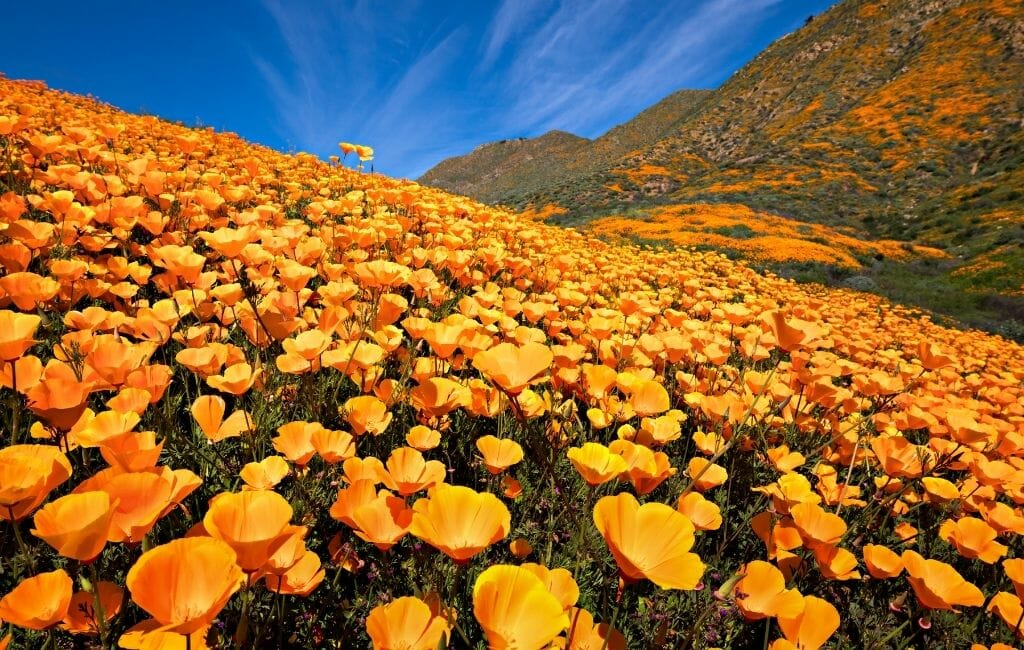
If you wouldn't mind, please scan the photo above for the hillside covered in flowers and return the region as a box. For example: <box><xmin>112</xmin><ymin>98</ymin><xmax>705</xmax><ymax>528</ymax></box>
<box><xmin>1</xmin><ymin>75</ymin><xmax>1024</xmax><ymax>648</ymax></box>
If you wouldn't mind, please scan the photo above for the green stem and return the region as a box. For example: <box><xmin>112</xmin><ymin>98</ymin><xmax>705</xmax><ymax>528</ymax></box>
<box><xmin>89</xmin><ymin>564</ymin><xmax>110</xmax><ymax>648</ymax></box>
<box><xmin>9</xmin><ymin>510</ymin><xmax>35</xmax><ymax>572</ymax></box>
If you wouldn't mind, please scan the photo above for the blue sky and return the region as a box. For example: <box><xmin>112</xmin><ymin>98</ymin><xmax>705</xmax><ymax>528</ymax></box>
<box><xmin>2</xmin><ymin>1</ymin><xmax>836</xmax><ymax>179</ymax></box>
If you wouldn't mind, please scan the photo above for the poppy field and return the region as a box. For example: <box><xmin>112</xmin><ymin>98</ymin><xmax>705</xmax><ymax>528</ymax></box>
<box><xmin>1</xmin><ymin>76</ymin><xmax>1024</xmax><ymax>649</ymax></box>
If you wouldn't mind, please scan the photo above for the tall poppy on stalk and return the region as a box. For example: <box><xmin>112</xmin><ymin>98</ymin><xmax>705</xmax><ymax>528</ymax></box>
<box><xmin>592</xmin><ymin>492</ymin><xmax>704</xmax><ymax>590</ymax></box>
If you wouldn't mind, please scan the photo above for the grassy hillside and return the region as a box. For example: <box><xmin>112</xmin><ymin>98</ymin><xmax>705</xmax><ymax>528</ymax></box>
<box><xmin>2</xmin><ymin>74</ymin><xmax>1024</xmax><ymax>648</ymax></box>
<box><xmin>421</xmin><ymin>0</ymin><xmax>1024</xmax><ymax>337</ymax></box>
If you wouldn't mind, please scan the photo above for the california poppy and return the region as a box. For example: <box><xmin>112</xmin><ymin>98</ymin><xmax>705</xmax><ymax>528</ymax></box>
<box><xmin>475</xmin><ymin>435</ymin><xmax>524</xmax><ymax>474</ymax></box>
<box><xmin>366</xmin><ymin>596</ymin><xmax>450</xmax><ymax>650</ymax></box>
<box><xmin>0</xmin><ymin>310</ymin><xmax>40</xmax><ymax>361</ymax></box>
<box><xmin>734</xmin><ymin>561</ymin><xmax>804</xmax><ymax>621</ymax></box>
<box><xmin>203</xmin><ymin>490</ymin><xmax>295</xmax><ymax>571</ymax></box>
<box><xmin>0</xmin><ymin>569</ymin><xmax>73</xmax><ymax>630</ymax></box>
<box><xmin>382</xmin><ymin>447</ymin><xmax>446</xmax><ymax>496</ymax></box>
<box><xmin>472</xmin><ymin>341</ymin><xmax>553</xmax><ymax>394</ymax></box>
<box><xmin>62</xmin><ymin>581</ymin><xmax>123</xmax><ymax>635</ymax></box>
<box><xmin>567</xmin><ymin>442</ymin><xmax>628</xmax><ymax>486</ymax></box>
<box><xmin>901</xmin><ymin>550</ymin><xmax>985</xmax><ymax>610</ymax></box>
<box><xmin>126</xmin><ymin>537</ymin><xmax>244</xmax><ymax>634</ymax></box>
<box><xmin>0</xmin><ymin>443</ymin><xmax>73</xmax><ymax>521</ymax></box>
<box><xmin>191</xmin><ymin>395</ymin><xmax>253</xmax><ymax>443</ymax></box>
<box><xmin>473</xmin><ymin>564</ymin><xmax>569</xmax><ymax>649</ymax></box>
<box><xmin>32</xmin><ymin>490</ymin><xmax>116</xmax><ymax>561</ymax></box>
<box><xmin>776</xmin><ymin>595</ymin><xmax>840</xmax><ymax>650</ymax></box>
<box><xmin>938</xmin><ymin>516</ymin><xmax>1007</xmax><ymax>564</ymax></box>
<box><xmin>240</xmin><ymin>456</ymin><xmax>290</xmax><ymax>490</ymax></box>
<box><xmin>563</xmin><ymin>607</ymin><xmax>627</xmax><ymax>650</ymax></box>
<box><xmin>410</xmin><ymin>484</ymin><xmax>511</xmax><ymax>562</ymax></box>
<box><xmin>592</xmin><ymin>492</ymin><xmax>704</xmax><ymax>590</ymax></box>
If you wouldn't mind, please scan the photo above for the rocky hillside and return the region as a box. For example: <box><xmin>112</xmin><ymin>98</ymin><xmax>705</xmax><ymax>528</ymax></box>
<box><xmin>419</xmin><ymin>89</ymin><xmax>710</xmax><ymax>205</ymax></box>
<box><xmin>420</xmin><ymin>0</ymin><xmax>1024</xmax><ymax>336</ymax></box>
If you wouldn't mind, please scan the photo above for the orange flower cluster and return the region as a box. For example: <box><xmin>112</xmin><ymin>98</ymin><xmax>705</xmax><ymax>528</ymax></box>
<box><xmin>589</xmin><ymin>202</ymin><xmax>947</xmax><ymax>268</ymax></box>
<box><xmin>0</xmin><ymin>75</ymin><xmax>1023</xmax><ymax>647</ymax></box>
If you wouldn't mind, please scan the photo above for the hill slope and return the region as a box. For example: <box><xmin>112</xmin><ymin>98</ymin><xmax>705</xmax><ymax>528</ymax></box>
<box><xmin>419</xmin><ymin>89</ymin><xmax>711</xmax><ymax>205</ymax></box>
<box><xmin>1</xmin><ymin>75</ymin><xmax>1024</xmax><ymax>648</ymax></box>
<box><xmin>420</xmin><ymin>0</ymin><xmax>1024</xmax><ymax>335</ymax></box>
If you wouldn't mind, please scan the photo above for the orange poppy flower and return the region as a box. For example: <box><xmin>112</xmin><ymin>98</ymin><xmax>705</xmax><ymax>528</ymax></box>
<box><xmin>988</xmin><ymin>592</ymin><xmax>1024</xmax><ymax>638</ymax></box>
<box><xmin>502</xmin><ymin>475</ymin><xmax>523</xmax><ymax>499</ymax></box>
<box><xmin>62</xmin><ymin>581</ymin><xmax>123</xmax><ymax>635</ymax></box>
<box><xmin>32</xmin><ymin>491</ymin><xmax>116</xmax><ymax>561</ymax></box>
<box><xmin>567</xmin><ymin>442</ymin><xmax>628</xmax><ymax>486</ymax></box>
<box><xmin>126</xmin><ymin>537</ymin><xmax>244</xmax><ymax>634</ymax></box>
<box><xmin>901</xmin><ymin>550</ymin><xmax>985</xmax><ymax>610</ymax></box>
<box><xmin>0</xmin><ymin>310</ymin><xmax>40</xmax><ymax>361</ymax></box>
<box><xmin>342</xmin><ymin>456</ymin><xmax>389</xmax><ymax>485</ymax></box>
<box><xmin>735</xmin><ymin>561</ymin><xmax>804</xmax><ymax>621</ymax></box>
<box><xmin>343</xmin><ymin>395</ymin><xmax>393</xmax><ymax>436</ymax></box>
<box><xmin>330</xmin><ymin>479</ymin><xmax>382</xmax><ymax>529</ymax></box>
<box><xmin>406</xmin><ymin>425</ymin><xmax>441</xmax><ymax>451</ymax></box>
<box><xmin>203</xmin><ymin>490</ymin><xmax>295</xmax><ymax>571</ymax></box>
<box><xmin>776</xmin><ymin>595</ymin><xmax>839</xmax><ymax>650</ymax></box>
<box><xmin>79</xmin><ymin>470</ymin><xmax>196</xmax><ymax>544</ymax></box>
<box><xmin>26</xmin><ymin>360</ymin><xmax>95</xmax><ymax>430</ymax></box>
<box><xmin>862</xmin><ymin>544</ymin><xmax>904</xmax><ymax>579</ymax></box>
<box><xmin>351</xmin><ymin>493</ymin><xmax>414</xmax><ymax>551</ymax></box>
<box><xmin>240</xmin><ymin>456</ymin><xmax>290</xmax><ymax>490</ymax></box>
<box><xmin>628</xmin><ymin>379</ymin><xmax>671</xmax><ymax>417</ymax></box>
<box><xmin>0</xmin><ymin>569</ymin><xmax>73</xmax><ymax>630</ymax></box>
<box><xmin>381</xmin><ymin>447</ymin><xmax>446</xmax><ymax>496</ymax></box>
<box><xmin>789</xmin><ymin>502</ymin><xmax>847</xmax><ymax>548</ymax></box>
<box><xmin>813</xmin><ymin>544</ymin><xmax>861</xmax><ymax>581</ymax></box>
<box><xmin>311</xmin><ymin>428</ymin><xmax>357</xmax><ymax>464</ymax></box>
<box><xmin>676</xmin><ymin>492</ymin><xmax>722</xmax><ymax>531</ymax></box>
<box><xmin>206</xmin><ymin>362</ymin><xmax>260</xmax><ymax>396</ymax></box>
<box><xmin>472</xmin><ymin>341</ymin><xmax>553</xmax><ymax>394</ymax></box>
<box><xmin>409</xmin><ymin>377</ymin><xmax>469</xmax><ymax>418</ymax></box>
<box><xmin>593</xmin><ymin>492</ymin><xmax>704</xmax><ymax>590</ymax></box>
<box><xmin>191</xmin><ymin>395</ymin><xmax>253</xmax><ymax>443</ymax></box>
<box><xmin>562</xmin><ymin>606</ymin><xmax>627</xmax><ymax>649</ymax></box>
<box><xmin>410</xmin><ymin>484</ymin><xmax>511</xmax><ymax>562</ymax></box>
<box><xmin>263</xmin><ymin>545</ymin><xmax>325</xmax><ymax>596</ymax></box>
<box><xmin>473</xmin><ymin>565</ymin><xmax>569</xmax><ymax>649</ymax></box>
<box><xmin>938</xmin><ymin>517</ymin><xmax>1007</xmax><ymax>564</ymax></box>
<box><xmin>520</xmin><ymin>563</ymin><xmax>580</xmax><ymax>612</ymax></box>
<box><xmin>0</xmin><ymin>443</ymin><xmax>73</xmax><ymax>521</ymax></box>
<box><xmin>510</xmin><ymin>538</ymin><xmax>533</xmax><ymax>559</ymax></box>
<box><xmin>475</xmin><ymin>435</ymin><xmax>524</xmax><ymax>474</ymax></box>
<box><xmin>1004</xmin><ymin>558</ymin><xmax>1024</xmax><ymax>599</ymax></box>
<box><xmin>366</xmin><ymin>596</ymin><xmax>450</xmax><ymax>650</ymax></box>
<box><xmin>687</xmin><ymin>457</ymin><xmax>728</xmax><ymax>492</ymax></box>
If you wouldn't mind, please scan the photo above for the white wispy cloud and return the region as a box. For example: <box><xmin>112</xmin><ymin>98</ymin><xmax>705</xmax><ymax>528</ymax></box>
<box><xmin>252</xmin><ymin>0</ymin><xmax>801</xmax><ymax>178</ymax></box>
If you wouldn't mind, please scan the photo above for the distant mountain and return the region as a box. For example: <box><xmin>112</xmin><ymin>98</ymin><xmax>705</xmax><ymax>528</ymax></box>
<box><xmin>420</xmin><ymin>0</ymin><xmax>1024</xmax><ymax>335</ymax></box>
<box><xmin>419</xmin><ymin>89</ymin><xmax>711</xmax><ymax>205</ymax></box>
